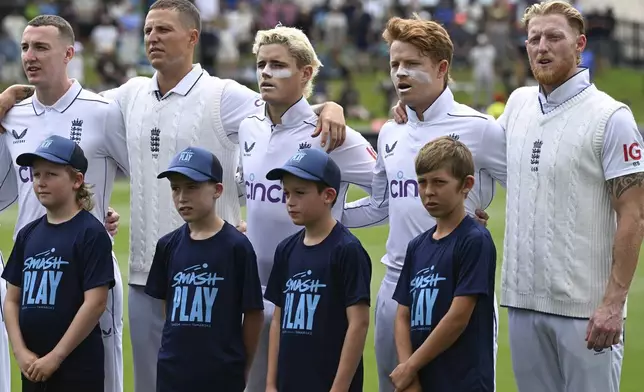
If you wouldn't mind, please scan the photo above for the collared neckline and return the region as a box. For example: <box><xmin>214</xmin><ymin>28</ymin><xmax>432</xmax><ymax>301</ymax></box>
<box><xmin>148</xmin><ymin>63</ymin><xmax>205</xmax><ymax>100</ymax></box>
<box><xmin>405</xmin><ymin>87</ymin><xmax>455</xmax><ymax>123</ymax></box>
<box><xmin>266</xmin><ymin>96</ymin><xmax>316</xmax><ymax>126</ymax></box>
<box><xmin>32</xmin><ymin>79</ymin><xmax>83</xmax><ymax>116</ymax></box>
<box><xmin>538</xmin><ymin>68</ymin><xmax>591</xmax><ymax>112</ymax></box>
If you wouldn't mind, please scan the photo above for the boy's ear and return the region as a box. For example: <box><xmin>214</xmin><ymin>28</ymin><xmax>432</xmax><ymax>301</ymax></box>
<box><xmin>462</xmin><ymin>175</ymin><xmax>475</xmax><ymax>195</ymax></box>
<box><xmin>324</xmin><ymin>187</ymin><xmax>337</xmax><ymax>205</ymax></box>
<box><xmin>213</xmin><ymin>182</ymin><xmax>224</xmax><ymax>198</ymax></box>
<box><xmin>72</xmin><ymin>171</ymin><xmax>84</xmax><ymax>190</ymax></box>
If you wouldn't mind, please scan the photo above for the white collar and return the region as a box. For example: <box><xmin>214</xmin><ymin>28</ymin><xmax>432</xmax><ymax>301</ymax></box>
<box><xmin>538</xmin><ymin>68</ymin><xmax>591</xmax><ymax>111</ymax></box>
<box><xmin>405</xmin><ymin>87</ymin><xmax>455</xmax><ymax>123</ymax></box>
<box><xmin>32</xmin><ymin>79</ymin><xmax>83</xmax><ymax>116</ymax></box>
<box><xmin>148</xmin><ymin>64</ymin><xmax>205</xmax><ymax>100</ymax></box>
<box><xmin>266</xmin><ymin>96</ymin><xmax>316</xmax><ymax>126</ymax></box>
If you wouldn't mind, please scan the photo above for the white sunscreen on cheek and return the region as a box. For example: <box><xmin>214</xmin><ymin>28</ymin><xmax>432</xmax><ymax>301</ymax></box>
<box><xmin>391</xmin><ymin>66</ymin><xmax>433</xmax><ymax>84</ymax></box>
<box><xmin>256</xmin><ymin>66</ymin><xmax>294</xmax><ymax>82</ymax></box>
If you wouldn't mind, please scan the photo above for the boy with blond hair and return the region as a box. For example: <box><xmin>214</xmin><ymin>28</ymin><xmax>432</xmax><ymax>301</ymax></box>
<box><xmin>3</xmin><ymin>136</ymin><xmax>115</xmax><ymax>391</ymax></box>
<box><xmin>343</xmin><ymin>16</ymin><xmax>505</xmax><ymax>391</ymax></box>
<box><xmin>390</xmin><ymin>136</ymin><xmax>496</xmax><ymax>392</ymax></box>
<box><xmin>238</xmin><ymin>25</ymin><xmax>377</xmax><ymax>391</ymax></box>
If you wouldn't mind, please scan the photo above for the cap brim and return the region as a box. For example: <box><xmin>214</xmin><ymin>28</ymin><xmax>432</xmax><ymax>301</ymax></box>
<box><xmin>16</xmin><ymin>152</ymin><xmax>68</xmax><ymax>167</ymax></box>
<box><xmin>157</xmin><ymin>167</ymin><xmax>212</xmax><ymax>182</ymax></box>
<box><xmin>266</xmin><ymin>166</ymin><xmax>320</xmax><ymax>182</ymax></box>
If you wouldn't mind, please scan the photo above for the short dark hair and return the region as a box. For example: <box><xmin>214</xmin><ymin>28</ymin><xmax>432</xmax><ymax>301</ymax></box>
<box><xmin>150</xmin><ymin>0</ymin><xmax>201</xmax><ymax>34</ymax></box>
<box><xmin>27</xmin><ymin>15</ymin><xmax>75</xmax><ymax>44</ymax></box>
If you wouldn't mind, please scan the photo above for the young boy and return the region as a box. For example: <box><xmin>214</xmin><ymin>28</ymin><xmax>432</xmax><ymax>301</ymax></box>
<box><xmin>263</xmin><ymin>148</ymin><xmax>372</xmax><ymax>392</ymax></box>
<box><xmin>145</xmin><ymin>146</ymin><xmax>264</xmax><ymax>392</ymax></box>
<box><xmin>390</xmin><ymin>136</ymin><xmax>497</xmax><ymax>392</ymax></box>
<box><xmin>2</xmin><ymin>135</ymin><xmax>115</xmax><ymax>392</ymax></box>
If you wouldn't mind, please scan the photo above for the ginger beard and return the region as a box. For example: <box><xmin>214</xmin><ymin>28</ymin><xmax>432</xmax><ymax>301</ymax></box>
<box><xmin>530</xmin><ymin>44</ymin><xmax>578</xmax><ymax>87</ymax></box>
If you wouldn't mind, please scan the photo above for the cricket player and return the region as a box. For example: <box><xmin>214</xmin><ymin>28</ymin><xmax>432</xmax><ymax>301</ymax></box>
<box><xmin>0</xmin><ymin>253</ymin><xmax>10</xmax><ymax>392</ymax></box>
<box><xmin>499</xmin><ymin>2</ymin><xmax>644</xmax><ymax>391</ymax></box>
<box><xmin>0</xmin><ymin>15</ymin><xmax>127</xmax><ymax>392</ymax></box>
<box><xmin>0</xmin><ymin>140</ymin><xmax>17</xmax><ymax>392</ymax></box>
<box><xmin>346</xmin><ymin>16</ymin><xmax>506</xmax><ymax>392</ymax></box>
<box><xmin>239</xmin><ymin>26</ymin><xmax>376</xmax><ymax>391</ymax></box>
<box><xmin>0</xmin><ymin>2</ymin><xmax>347</xmax><ymax>391</ymax></box>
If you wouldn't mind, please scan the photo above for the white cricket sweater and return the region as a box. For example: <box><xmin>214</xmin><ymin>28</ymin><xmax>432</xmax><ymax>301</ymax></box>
<box><xmin>500</xmin><ymin>84</ymin><xmax>630</xmax><ymax>318</ymax></box>
<box><xmin>104</xmin><ymin>66</ymin><xmax>243</xmax><ymax>285</ymax></box>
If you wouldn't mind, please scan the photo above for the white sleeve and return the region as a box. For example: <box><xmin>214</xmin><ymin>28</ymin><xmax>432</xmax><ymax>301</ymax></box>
<box><xmin>330</xmin><ymin>128</ymin><xmax>376</xmax><ymax>191</ymax></box>
<box><xmin>102</xmin><ymin>100</ymin><xmax>130</xmax><ymax>177</ymax></box>
<box><xmin>601</xmin><ymin>107</ymin><xmax>644</xmax><ymax>180</ymax></box>
<box><xmin>477</xmin><ymin>118</ymin><xmax>507</xmax><ymax>187</ymax></box>
<box><xmin>341</xmin><ymin>133</ymin><xmax>389</xmax><ymax>228</ymax></box>
<box><xmin>220</xmin><ymin>80</ymin><xmax>262</xmax><ymax>142</ymax></box>
<box><xmin>0</xmin><ymin>138</ymin><xmax>18</xmax><ymax>212</ymax></box>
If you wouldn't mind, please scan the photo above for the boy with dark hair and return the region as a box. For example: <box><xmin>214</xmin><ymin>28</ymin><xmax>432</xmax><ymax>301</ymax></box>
<box><xmin>264</xmin><ymin>148</ymin><xmax>372</xmax><ymax>392</ymax></box>
<box><xmin>145</xmin><ymin>147</ymin><xmax>264</xmax><ymax>392</ymax></box>
<box><xmin>390</xmin><ymin>136</ymin><xmax>497</xmax><ymax>392</ymax></box>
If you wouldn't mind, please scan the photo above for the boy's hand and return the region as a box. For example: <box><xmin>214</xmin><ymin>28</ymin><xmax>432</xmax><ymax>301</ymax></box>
<box><xmin>16</xmin><ymin>349</ymin><xmax>39</xmax><ymax>381</ymax></box>
<box><xmin>399</xmin><ymin>377</ymin><xmax>422</xmax><ymax>392</ymax></box>
<box><xmin>390</xmin><ymin>361</ymin><xmax>417</xmax><ymax>391</ymax></box>
<box><xmin>265</xmin><ymin>387</ymin><xmax>278</xmax><ymax>392</ymax></box>
<box><xmin>27</xmin><ymin>352</ymin><xmax>63</xmax><ymax>382</ymax></box>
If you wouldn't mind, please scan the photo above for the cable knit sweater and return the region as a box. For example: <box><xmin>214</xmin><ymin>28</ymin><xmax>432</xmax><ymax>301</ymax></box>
<box><xmin>500</xmin><ymin>84</ymin><xmax>625</xmax><ymax>318</ymax></box>
<box><xmin>107</xmin><ymin>75</ymin><xmax>241</xmax><ymax>286</ymax></box>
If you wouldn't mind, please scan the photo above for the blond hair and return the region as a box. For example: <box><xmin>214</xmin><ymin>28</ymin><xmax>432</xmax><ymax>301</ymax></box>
<box><xmin>383</xmin><ymin>15</ymin><xmax>454</xmax><ymax>87</ymax></box>
<box><xmin>65</xmin><ymin>166</ymin><xmax>95</xmax><ymax>212</ymax></box>
<box><xmin>415</xmin><ymin>136</ymin><xmax>474</xmax><ymax>180</ymax></box>
<box><xmin>252</xmin><ymin>26</ymin><xmax>323</xmax><ymax>98</ymax></box>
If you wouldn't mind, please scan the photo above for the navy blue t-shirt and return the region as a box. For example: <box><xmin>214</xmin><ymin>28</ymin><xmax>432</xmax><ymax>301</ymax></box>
<box><xmin>145</xmin><ymin>222</ymin><xmax>264</xmax><ymax>392</ymax></box>
<box><xmin>264</xmin><ymin>222</ymin><xmax>372</xmax><ymax>392</ymax></box>
<box><xmin>393</xmin><ymin>216</ymin><xmax>496</xmax><ymax>392</ymax></box>
<box><xmin>1</xmin><ymin>210</ymin><xmax>115</xmax><ymax>382</ymax></box>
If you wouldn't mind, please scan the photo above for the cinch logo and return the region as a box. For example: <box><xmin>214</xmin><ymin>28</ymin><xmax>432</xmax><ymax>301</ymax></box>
<box><xmin>389</xmin><ymin>171</ymin><xmax>419</xmax><ymax>198</ymax></box>
<box><xmin>245</xmin><ymin>173</ymin><xmax>286</xmax><ymax>203</ymax></box>
<box><xmin>19</xmin><ymin>166</ymin><xmax>33</xmax><ymax>183</ymax></box>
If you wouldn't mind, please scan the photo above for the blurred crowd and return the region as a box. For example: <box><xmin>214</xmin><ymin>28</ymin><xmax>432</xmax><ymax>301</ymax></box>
<box><xmin>0</xmin><ymin>0</ymin><xmax>626</xmax><ymax>120</ymax></box>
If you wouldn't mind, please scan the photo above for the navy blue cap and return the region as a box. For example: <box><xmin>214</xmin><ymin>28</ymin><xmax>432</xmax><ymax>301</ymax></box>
<box><xmin>16</xmin><ymin>135</ymin><xmax>88</xmax><ymax>174</ymax></box>
<box><xmin>266</xmin><ymin>148</ymin><xmax>341</xmax><ymax>192</ymax></box>
<box><xmin>157</xmin><ymin>147</ymin><xmax>223</xmax><ymax>182</ymax></box>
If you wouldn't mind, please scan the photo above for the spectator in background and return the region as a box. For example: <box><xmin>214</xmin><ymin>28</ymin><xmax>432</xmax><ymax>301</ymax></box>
<box><xmin>92</xmin><ymin>15</ymin><xmax>120</xmax><ymax>56</ymax></box>
<box><xmin>324</xmin><ymin>2</ymin><xmax>349</xmax><ymax>51</ymax></box>
<box><xmin>338</xmin><ymin>73</ymin><xmax>370</xmax><ymax>121</ymax></box>
<box><xmin>68</xmin><ymin>40</ymin><xmax>85</xmax><ymax>84</ymax></box>
<box><xmin>469</xmin><ymin>33</ymin><xmax>497</xmax><ymax>110</ymax></box>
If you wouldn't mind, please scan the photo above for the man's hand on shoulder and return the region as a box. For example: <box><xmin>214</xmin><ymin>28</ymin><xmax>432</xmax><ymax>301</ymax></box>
<box><xmin>0</xmin><ymin>85</ymin><xmax>35</xmax><ymax>133</ymax></box>
<box><xmin>105</xmin><ymin>207</ymin><xmax>120</xmax><ymax>237</ymax></box>
<box><xmin>474</xmin><ymin>209</ymin><xmax>489</xmax><ymax>227</ymax></box>
<box><xmin>392</xmin><ymin>100</ymin><xmax>407</xmax><ymax>124</ymax></box>
<box><xmin>311</xmin><ymin>102</ymin><xmax>346</xmax><ymax>152</ymax></box>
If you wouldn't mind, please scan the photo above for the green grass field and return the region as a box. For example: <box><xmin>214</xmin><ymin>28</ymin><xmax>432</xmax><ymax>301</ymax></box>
<box><xmin>1</xmin><ymin>182</ymin><xmax>642</xmax><ymax>391</ymax></box>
